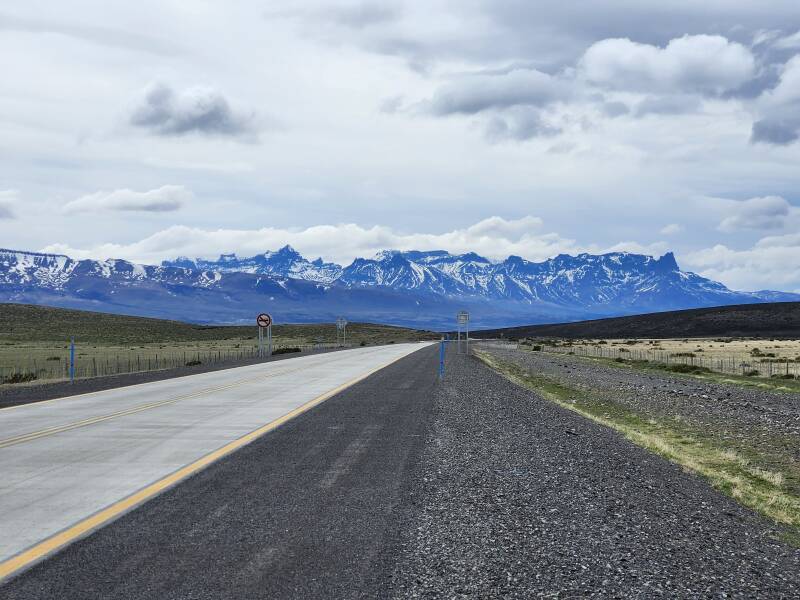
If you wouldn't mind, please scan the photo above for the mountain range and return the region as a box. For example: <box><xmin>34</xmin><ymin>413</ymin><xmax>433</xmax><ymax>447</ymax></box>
<box><xmin>0</xmin><ymin>246</ymin><xmax>797</xmax><ymax>329</ymax></box>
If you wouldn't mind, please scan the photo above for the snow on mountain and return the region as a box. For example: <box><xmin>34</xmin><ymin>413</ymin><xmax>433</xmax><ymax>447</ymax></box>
<box><xmin>162</xmin><ymin>245</ymin><xmax>342</xmax><ymax>284</ymax></box>
<box><xmin>1</xmin><ymin>246</ymin><xmax>797</xmax><ymax>328</ymax></box>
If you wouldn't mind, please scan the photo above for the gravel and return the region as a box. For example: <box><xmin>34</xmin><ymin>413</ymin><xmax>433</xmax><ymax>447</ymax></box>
<box><xmin>483</xmin><ymin>344</ymin><xmax>800</xmax><ymax>459</ymax></box>
<box><xmin>392</xmin><ymin>350</ymin><xmax>800</xmax><ymax>598</ymax></box>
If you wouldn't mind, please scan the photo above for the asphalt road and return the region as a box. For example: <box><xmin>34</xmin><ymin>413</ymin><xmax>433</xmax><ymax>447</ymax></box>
<box><xmin>2</xmin><ymin>343</ymin><xmax>798</xmax><ymax>598</ymax></box>
<box><xmin>1</xmin><ymin>343</ymin><xmax>439</xmax><ymax>599</ymax></box>
<box><xmin>0</xmin><ymin>343</ymin><xmax>427</xmax><ymax>577</ymax></box>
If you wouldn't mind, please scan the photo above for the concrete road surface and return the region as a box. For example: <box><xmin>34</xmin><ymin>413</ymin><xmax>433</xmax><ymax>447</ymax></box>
<box><xmin>0</xmin><ymin>343</ymin><xmax>428</xmax><ymax>580</ymax></box>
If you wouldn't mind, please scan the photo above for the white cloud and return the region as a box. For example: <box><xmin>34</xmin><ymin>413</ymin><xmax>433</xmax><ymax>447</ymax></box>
<box><xmin>774</xmin><ymin>30</ymin><xmax>800</xmax><ymax>49</ymax></box>
<box><xmin>685</xmin><ymin>233</ymin><xmax>800</xmax><ymax>292</ymax></box>
<box><xmin>580</xmin><ymin>35</ymin><xmax>756</xmax><ymax>94</ymax></box>
<box><xmin>660</xmin><ymin>223</ymin><xmax>683</xmax><ymax>235</ymax></box>
<box><xmin>42</xmin><ymin>216</ymin><xmax>582</xmax><ymax>266</ymax></box>
<box><xmin>717</xmin><ymin>196</ymin><xmax>792</xmax><ymax>232</ymax></box>
<box><xmin>62</xmin><ymin>185</ymin><xmax>192</xmax><ymax>214</ymax></box>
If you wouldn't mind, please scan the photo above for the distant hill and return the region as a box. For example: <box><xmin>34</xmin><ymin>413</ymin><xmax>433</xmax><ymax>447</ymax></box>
<box><xmin>471</xmin><ymin>302</ymin><xmax>800</xmax><ymax>339</ymax></box>
<box><xmin>0</xmin><ymin>303</ymin><xmax>436</xmax><ymax>345</ymax></box>
<box><xmin>2</xmin><ymin>246</ymin><xmax>798</xmax><ymax>328</ymax></box>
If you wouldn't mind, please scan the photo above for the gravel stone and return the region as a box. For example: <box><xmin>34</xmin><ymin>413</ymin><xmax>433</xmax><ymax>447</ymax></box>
<box><xmin>392</xmin><ymin>350</ymin><xmax>800</xmax><ymax>598</ymax></box>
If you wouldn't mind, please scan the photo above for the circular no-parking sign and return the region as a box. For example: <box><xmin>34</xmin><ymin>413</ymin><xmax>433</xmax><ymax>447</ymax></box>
<box><xmin>256</xmin><ymin>313</ymin><xmax>272</xmax><ymax>328</ymax></box>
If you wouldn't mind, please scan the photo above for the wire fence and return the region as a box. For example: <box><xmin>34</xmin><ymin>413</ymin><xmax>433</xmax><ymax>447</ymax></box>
<box><xmin>482</xmin><ymin>341</ymin><xmax>800</xmax><ymax>380</ymax></box>
<box><xmin>0</xmin><ymin>342</ymin><xmax>350</xmax><ymax>384</ymax></box>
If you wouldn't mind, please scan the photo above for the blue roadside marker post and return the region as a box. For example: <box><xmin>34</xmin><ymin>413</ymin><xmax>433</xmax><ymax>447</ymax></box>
<box><xmin>438</xmin><ymin>338</ymin><xmax>446</xmax><ymax>380</ymax></box>
<box><xmin>69</xmin><ymin>337</ymin><xmax>75</xmax><ymax>384</ymax></box>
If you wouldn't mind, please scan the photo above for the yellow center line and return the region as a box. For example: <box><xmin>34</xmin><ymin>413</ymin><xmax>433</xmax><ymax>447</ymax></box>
<box><xmin>0</xmin><ymin>365</ymin><xmax>305</xmax><ymax>449</ymax></box>
<box><xmin>0</xmin><ymin>349</ymin><xmax>412</xmax><ymax>583</ymax></box>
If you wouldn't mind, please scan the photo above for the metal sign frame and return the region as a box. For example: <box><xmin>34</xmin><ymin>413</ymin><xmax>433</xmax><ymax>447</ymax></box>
<box><xmin>257</xmin><ymin>313</ymin><xmax>273</xmax><ymax>357</ymax></box>
<box><xmin>336</xmin><ymin>317</ymin><xmax>348</xmax><ymax>347</ymax></box>
<box><xmin>456</xmin><ymin>310</ymin><xmax>470</xmax><ymax>355</ymax></box>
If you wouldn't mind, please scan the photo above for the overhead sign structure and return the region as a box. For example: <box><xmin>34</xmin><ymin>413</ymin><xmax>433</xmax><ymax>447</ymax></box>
<box><xmin>257</xmin><ymin>313</ymin><xmax>273</xmax><ymax>357</ymax></box>
<box><xmin>456</xmin><ymin>310</ymin><xmax>470</xmax><ymax>355</ymax></box>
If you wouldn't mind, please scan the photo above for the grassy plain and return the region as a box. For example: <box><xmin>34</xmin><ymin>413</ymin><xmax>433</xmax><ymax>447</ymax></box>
<box><xmin>528</xmin><ymin>337</ymin><xmax>800</xmax><ymax>382</ymax></box>
<box><xmin>0</xmin><ymin>304</ymin><xmax>436</xmax><ymax>382</ymax></box>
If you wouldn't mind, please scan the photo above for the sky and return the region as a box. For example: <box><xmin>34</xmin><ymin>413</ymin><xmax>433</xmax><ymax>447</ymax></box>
<box><xmin>1</xmin><ymin>1</ymin><xmax>799</xmax><ymax>292</ymax></box>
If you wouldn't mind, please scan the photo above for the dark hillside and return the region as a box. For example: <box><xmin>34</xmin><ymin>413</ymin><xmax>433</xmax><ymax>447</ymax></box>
<box><xmin>472</xmin><ymin>302</ymin><xmax>800</xmax><ymax>339</ymax></box>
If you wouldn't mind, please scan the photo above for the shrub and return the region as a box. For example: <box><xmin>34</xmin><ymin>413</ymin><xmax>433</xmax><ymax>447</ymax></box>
<box><xmin>771</xmin><ymin>374</ymin><xmax>796</xmax><ymax>380</ymax></box>
<box><xmin>664</xmin><ymin>364</ymin><xmax>711</xmax><ymax>374</ymax></box>
<box><xmin>671</xmin><ymin>352</ymin><xmax>696</xmax><ymax>358</ymax></box>
<box><xmin>273</xmin><ymin>347</ymin><xmax>301</xmax><ymax>355</ymax></box>
<box><xmin>531</xmin><ymin>345</ymin><xmax>542</xmax><ymax>351</ymax></box>
<box><xmin>185</xmin><ymin>359</ymin><xmax>202</xmax><ymax>366</ymax></box>
<box><xmin>2</xmin><ymin>372</ymin><xmax>37</xmax><ymax>384</ymax></box>
<box><xmin>745</xmin><ymin>369</ymin><xmax>760</xmax><ymax>377</ymax></box>
<box><xmin>614</xmin><ymin>357</ymin><xmax>625</xmax><ymax>363</ymax></box>
<box><xmin>359</xmin><ymin>340</ymin><xmax>367</xmax><ymax>347</ymax></box>
<box><xmin>45</xmin><ymin>356</ymin><xmax>61</xmax><ymax>361</ymax></box>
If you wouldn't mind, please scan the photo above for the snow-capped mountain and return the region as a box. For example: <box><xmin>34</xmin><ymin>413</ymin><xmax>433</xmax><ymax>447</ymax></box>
<box><xmin>0</xmin><ymin>247</ymin><xmax>797</xmax><ymax>328</ymax></box>
<box><xmin>163</xmin><ymin>245</ymin><xmax>342</xmax><ymax>284</ymax></box>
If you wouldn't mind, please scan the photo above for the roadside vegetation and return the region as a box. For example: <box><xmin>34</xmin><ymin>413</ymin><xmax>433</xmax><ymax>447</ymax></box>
<box><xmin>516</xmin><ymin>336</ymin><xmax>800</xmax><ymax>391</ymax></box>
<box><xmin>0</xmin><ymin>303</ymin><xmax>436</xmax><ymax>385</ymax></box>
<box><xmin>476</xmin><ymin>348</ymin><xmax>800</xmax><ymax>544</ymax></box>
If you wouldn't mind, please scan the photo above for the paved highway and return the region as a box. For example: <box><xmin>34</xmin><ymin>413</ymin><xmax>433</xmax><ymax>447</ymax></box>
<box><xmin>0</xmin><ymin>343</ymin><xmax>428</xmax><ymax>581</ymax></box>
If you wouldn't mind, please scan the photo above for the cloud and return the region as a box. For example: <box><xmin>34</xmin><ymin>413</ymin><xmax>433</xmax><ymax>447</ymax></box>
<box><xmin>660</xmin><ymin>223</ymin><xmax>683</xmax><ymax>235</ymax></box>
<box><xmin>717</xmin><ymin>196</ymin><xmax>792</xmax><ymax>232</ymax></box>
<box><xmin>751</xmin><ymin>55</ymin><xmax>800</xmax><ymax>145</ymax></box>
<box><xmin>0</xmin><ymin>190</ymin><xmax>18</xmax><ymax>219</ymax></box>
<box><xmin>634</xmin><ymin>95</ymin><xmax>702</xmax><ymax>117</ymax></box>
<box><xmin>130</xmin><ymin>82</ymin><xmax>259</xmax><ymax>138</ymax></box>
<box><xmin>484</xmin><ymin>106</ymin><xmax>560</xmax><ymax>141</ymax></box>
<box><xmin>685</xmin><ymin>233</ymin><xmax>800</xmax><ymax>292</ymax></box>
<box><xmin>63</xmin><ymin>185</ymin><xmax>192</xmax><ymax>214</ymax></box>
<box><xmin>419</xmin><ymin>67</ymin><xmax>568</xmax><ymax>140</ymax></box>
<box><xmin>774</xmin><ymin>30</ymin><xmax>800</xmax><ymax>49</ymax></box>
<box><xmin>425</xmin><ymin>68</ymin><xmax>569</xmax><ymax>116</ymax></box>
<box><xmin>580</xmin><ymin>35</ymin><xmax>756</xmax><ymax>95</ymax></box>
<box><xmin>41</xmin><ymin>216</ymin><xmax>582</xmax><ymax>266</ymax></box>
<box><xmin>0</xmin><ymin>12</ymin><xmax>181</xmax><ymax>56</ymax></box>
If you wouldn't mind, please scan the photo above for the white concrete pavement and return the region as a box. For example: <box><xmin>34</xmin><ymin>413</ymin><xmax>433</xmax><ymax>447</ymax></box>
<box><xmin>0</xmin><ymin>343</ymin><xmax>428</xmax><ymax>571</ymax></box>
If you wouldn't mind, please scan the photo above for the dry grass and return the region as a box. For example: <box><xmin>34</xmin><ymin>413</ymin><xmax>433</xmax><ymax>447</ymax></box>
<box><xmin>476</xmin><ymin>349</ymin><xmax>800</xmax><ymax>540</ymax></box>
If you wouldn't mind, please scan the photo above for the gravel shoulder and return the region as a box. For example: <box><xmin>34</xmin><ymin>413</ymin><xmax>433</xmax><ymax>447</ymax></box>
<box><xmin>392</xmin><ymin>348</ymin><xmax>800</xmax><ymax>597</ymax></box>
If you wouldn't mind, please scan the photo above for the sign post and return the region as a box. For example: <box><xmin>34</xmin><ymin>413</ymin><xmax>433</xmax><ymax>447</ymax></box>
<box><xmin>69</xmin><ymin>337</ymin><xmax>75</xmax><ymax>383</ymax></box>
<box><xmin>257</xmin><ymin>313</ymin><xmax>273</xmax><ymax>358</ymax></box>
<box><xmin>336</xmin><ymin>317</ymin><xmax>348</xmax><ymax>347</ymax></box>
<box><xmin>439</xmin><ymin>336</ymin><xmax>446</xmax><ymax>379</ymax></box>
<box><xmin>456</xmin><ymin>311</ymin><xmax>470</xmax><ymax>355</ymax></box>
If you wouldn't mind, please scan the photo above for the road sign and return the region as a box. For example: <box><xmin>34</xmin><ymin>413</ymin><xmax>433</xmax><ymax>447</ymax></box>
<box><xmin>456</xmin><ymin>310</ymin><xmax>470</xmax><ymax>354</ymax></box>
<box><xmin>336</xmin><ymin>317</ymin><xmax>348</xmax><ymax>346</ymax></box>
<box><xmin>257</xmin><ymin>313</ymin><xmax>273</xmax><ymax>357</ymax></box>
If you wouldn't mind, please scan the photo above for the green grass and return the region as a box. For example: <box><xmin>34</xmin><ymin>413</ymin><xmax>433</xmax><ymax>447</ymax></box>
<box><xmin>0</xmin><ymin>303</ymin><xmax>435</xmax><ymax>344</ymax></box>
<box><xmin>476</xmin><ymin>349</ymin><xmax>800</xmax><ymax>544</ymax></box>
<box><xmin>0</xmin><ymin>303</ymin><xmax>436</xmax><ymax>383</ymax></box>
